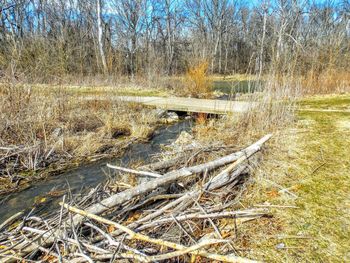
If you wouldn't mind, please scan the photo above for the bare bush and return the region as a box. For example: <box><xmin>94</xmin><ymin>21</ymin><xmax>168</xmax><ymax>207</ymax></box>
<box><xmin>184</xmin><ymin>61</ymin><xmax>212</xmax><ymax>98</ymax></box>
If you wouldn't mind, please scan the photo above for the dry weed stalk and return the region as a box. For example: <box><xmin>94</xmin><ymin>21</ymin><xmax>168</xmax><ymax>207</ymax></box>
<box><xmin>193</xmin><ymin>76</ymin><xmax>298</xmax><ymax>149</ymax></box>
<box><xmin>0</xmin><ymin>82</ymin><xmax>158</xmax><ymax>194</ymax></box>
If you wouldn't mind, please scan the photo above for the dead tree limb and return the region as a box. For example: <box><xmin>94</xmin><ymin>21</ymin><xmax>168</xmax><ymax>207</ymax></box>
<box><xmin>71</xmin><ymin>134</ymin><xmax>272</xmax><ymax>226</ymax></box>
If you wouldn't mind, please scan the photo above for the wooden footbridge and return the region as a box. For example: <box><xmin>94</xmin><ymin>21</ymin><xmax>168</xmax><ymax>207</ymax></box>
<box><xmin>115</xmin><ymin>96</ymin><xmax>254</xmax><ymax>114</ymax></box>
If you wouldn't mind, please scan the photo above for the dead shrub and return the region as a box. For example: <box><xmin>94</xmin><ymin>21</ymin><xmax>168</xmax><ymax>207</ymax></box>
<box><xmin>80</xmin><ymin>99</ymin><xmax>113</xmax><ymax>111</ymax></box>
<box><xmin>184</xmin><ymin>61</ymin><xmax>212</xmax><ymax>98</ymax></box>
<box><xmin>302</xmin><ymin>68</ymin><xmax>350</xmax><ymax>94</ymax></box>
<box><xmin>195</xmin><ymin>113</ymin><xmax>208</xmax><ymax>125</ymax></box>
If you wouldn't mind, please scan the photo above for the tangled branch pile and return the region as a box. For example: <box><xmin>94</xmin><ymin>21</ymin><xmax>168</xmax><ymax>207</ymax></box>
<box><xmin>0</xmin><ymin>135</ymin><xmax>272</xmax><ymax>262</ymax></box>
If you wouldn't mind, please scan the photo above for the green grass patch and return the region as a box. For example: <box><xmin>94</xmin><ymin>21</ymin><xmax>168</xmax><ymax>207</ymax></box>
<box><xmin>299</xmin><ymin>93</ymin><xmax>350</xmax><ymax>110</ymax></box>
<box><xmin>240</xmin><ymin>94</ymin><xmax>350</xmax><ymax>262</ymax></box>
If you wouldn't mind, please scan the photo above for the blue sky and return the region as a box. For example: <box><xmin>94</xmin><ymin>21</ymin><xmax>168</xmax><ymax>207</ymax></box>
<box><xmin>246</xmin><ymin>0</ymin><xmax>345</xmax><ymax>7</ymax></box>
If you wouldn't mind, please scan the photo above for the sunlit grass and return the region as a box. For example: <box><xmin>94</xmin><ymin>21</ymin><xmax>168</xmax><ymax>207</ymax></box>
<box><xmin>238</xmin><ymin>94</ymin><xmax>350</xmax><ymax>262</ymax></box>
<box><xmin>299</xmin><ymin>93</ymin><xmax>350</xmax><ymax>110</ymax></box>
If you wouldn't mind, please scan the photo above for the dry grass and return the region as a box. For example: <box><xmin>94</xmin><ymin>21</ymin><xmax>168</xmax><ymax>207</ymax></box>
<box><xmin>26</xmin><ymin>82</ymin><xmax>169</xmax><ymax>97</ymax></box>
<box><xmin>193</xmin><ymin>78</ymin><xmax>298</xmax><ymax>147</ymax></box>
<box><xmin>190</xmin><ymin>76</ymin><xmax>350</xmax><ymax>261</ymax></box>
<box><xmin>210</xmin><ymin>74</ymin><xmax>258</xmax><ymax>82</ymax></box>
<box><xmin>269</xmin><ymin>68</ymin><xmax>350</xmax><ymax>95</ymax></box>
<box><xmin>230</xmin><ymin>94</ymin><xmax>350</xmax><ymax>262</ymax></box>
<box><xmin>0</xmin><ymin>83</ymin><xmax>158</xmax><ymax>193</ymax></box>
<box><xmin>302</xmin><ymin>69</ymin><xmax>350</xmax><ymax>94</ymax></box>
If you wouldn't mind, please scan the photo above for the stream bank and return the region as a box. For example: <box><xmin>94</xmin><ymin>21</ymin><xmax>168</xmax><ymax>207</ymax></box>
<box><xmin>0</xmin><ymin>120</ymin><xmax>193</xmax><ymax>222</ymax></box>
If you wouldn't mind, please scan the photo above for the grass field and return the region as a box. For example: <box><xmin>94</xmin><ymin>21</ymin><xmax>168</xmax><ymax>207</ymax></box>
<box><xmin>239</xmin><ymin>94</ymin><xmax>350</xmax><ymax>262</ymax></box>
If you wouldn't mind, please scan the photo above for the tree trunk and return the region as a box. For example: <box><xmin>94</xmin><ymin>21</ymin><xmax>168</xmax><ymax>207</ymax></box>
<box><xmin>259</xmin><ymin>6</ymin><xmax>267</xmax><ymax>77</ymax></box>
<box><xmin>96</xmin><ymin>0</ymin><xmax>108</xmax><ymax>74</ymax></box>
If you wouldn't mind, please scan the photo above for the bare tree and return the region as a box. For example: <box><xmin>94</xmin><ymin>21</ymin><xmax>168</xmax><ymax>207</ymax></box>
<box><xmin>97</xmin><ymin>0</ymin><xmax>108</xmax><ymax>74</ymax></box>
<box><xmin>0</xmin><ymin>0</ymin><xmax>348</xmax><ymax>81</ymax></box>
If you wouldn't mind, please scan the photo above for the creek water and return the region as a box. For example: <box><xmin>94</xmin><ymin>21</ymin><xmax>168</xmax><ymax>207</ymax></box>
<box><xmin>212</xmin><ymin>80</ymin><xmax>262</xmax><ymax>96</ymax></box>
<box><xmin>0</xmin><ymin>120</ymin><xmax>193</xmax><ymax>223</ymax></box>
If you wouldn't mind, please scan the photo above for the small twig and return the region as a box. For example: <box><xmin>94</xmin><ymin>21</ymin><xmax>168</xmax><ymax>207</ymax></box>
<box><xmin>84</xmin><ymin>222</ymin><xmax>146</xmax><ymax>257</ymax></box>
<box><xmin>234</xmin><ymin>214</ymin><xmax>238</xmax><ymax>240</ymax></box>
<box><xmin>70</xmin><ymin>214</ymin><xmax>85</xmax><ymax>256</ymax></box>
<box><xmin>22</xmin><ymin>227</ymin><xmax>109</xmax><ymax>254</ymax></box>
<box><xmin>254</xmin><ymin>204</ymin><xmax>299</xmax><ymax>209</ymax></box>
<box><xmin>171</xmin><ymin>214</ymin><xmax>197</xmax><ymax>243</ymax></box>
<box><xmin>136</xmin><ymin>210</ymin><xmax>267</xmax><ymax>231</ymax></box>
<box><xmin>310</xmin><ymin>162</ymin><xmax>326</xmax><ymax>175</ymax></box>
<box><xmin>147</xmin><ymin>239</ymin><xmax>227</xmax><ymax>262</ymax></box>
<box><xmin>194</xmin><ymin>199</ymin><xmax>223</xmax><ymax>239</ymax></box>
<box><xmin>0</xmin><ymin>253</ymin><xmax>37</xmax><ymax>262</ymax></box>
<box><xmin>72</xmin><ymin>253</ymin><xmax>93</xmax><ymax>263</ymax></box>
<box><xmin>58</xmin><ymin>195</ymin><xmax>66</xmax><ymax>226</ymax></box>
<box><xmin>21</xmin><ymin>232</ymin><xmax>61</xmax><ymax>262</ymax></box>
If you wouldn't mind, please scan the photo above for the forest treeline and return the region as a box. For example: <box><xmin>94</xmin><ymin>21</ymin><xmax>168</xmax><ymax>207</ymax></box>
<box><xmin>0</xmin><ymin>0</ymin><xmax>349</xmax><ymax>82</ymax></box>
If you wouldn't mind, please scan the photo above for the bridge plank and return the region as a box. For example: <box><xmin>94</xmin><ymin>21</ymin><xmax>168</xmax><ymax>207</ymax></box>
<box><xmin>116</xmin><ymin>96</ymin><xmax>253</xmax><ymax>114</ymax></box>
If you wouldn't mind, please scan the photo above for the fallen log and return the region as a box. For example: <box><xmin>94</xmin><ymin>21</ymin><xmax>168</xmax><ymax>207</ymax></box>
<box><xmin>71</xmin><ymin>134</ymin><xmax>272</xmax><ymax>226</ymax></box>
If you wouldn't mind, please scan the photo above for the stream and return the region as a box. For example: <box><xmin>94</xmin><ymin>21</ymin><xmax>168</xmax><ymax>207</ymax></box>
<box><xmin>0</xmin><ymin>120</ymin><xmax>193</xmax><ymax>223</ymax></box>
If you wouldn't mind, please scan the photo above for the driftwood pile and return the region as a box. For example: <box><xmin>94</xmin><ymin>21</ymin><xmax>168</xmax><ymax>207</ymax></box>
<box><xmin>0</xmin><ymin>134</ymin><xmax>272</xmax><ymax>263</ymax></box>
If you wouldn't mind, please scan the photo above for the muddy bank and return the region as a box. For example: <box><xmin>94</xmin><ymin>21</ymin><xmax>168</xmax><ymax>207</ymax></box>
<box><xmin>0</xmin><ymin>120</ymin><xmax>192</xmax><ymax>222</ymax></box>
